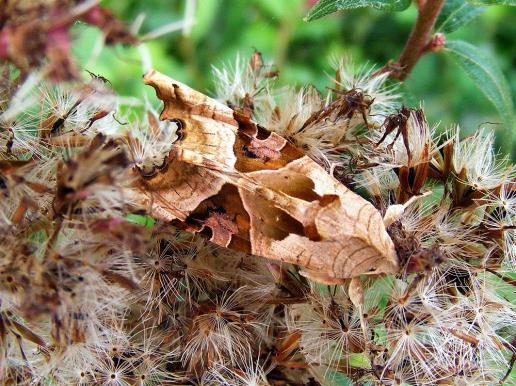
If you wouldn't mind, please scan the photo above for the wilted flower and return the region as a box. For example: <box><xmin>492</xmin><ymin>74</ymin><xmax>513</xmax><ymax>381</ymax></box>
<box><xmin>287</xmin><ymin>287</ymin><xmax>366</xmax><ymax>370</ymax></box>
<box><xmin>453</xmin><ymin>129</ymin><xmax>511</xmax><ymax>191</ymax></box>
<box><xmin>330</xmin><ymin>57</ymin><xmax>400</xmax><ymax>120</ymax></box>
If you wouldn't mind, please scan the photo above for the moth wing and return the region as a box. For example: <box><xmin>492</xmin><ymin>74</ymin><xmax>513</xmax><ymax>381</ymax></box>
<box><xmin>126</xmin><ymin>157</ymin><xmax>226</xmax><ymax>222</ymax></box>
<box><xmin>143</xmin><ymin>70</ymin><xmax>237</xmax><ymax>171</ymax></box>
<box><xmin>238</xmin><ymin>156</ymin><xmax>398</xmax><ymax>279</ymax></box>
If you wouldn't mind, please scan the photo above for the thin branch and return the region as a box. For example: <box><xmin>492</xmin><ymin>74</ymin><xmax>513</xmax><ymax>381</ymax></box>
<box><xmin>415</xmin><ymin>0</ymin><xmax>427</xmax><ymax>11</ymax></box>
<box><xmin>389</xmin><ymin>0</ymin><xmax>445</xmax><ymax>80</ymax></box>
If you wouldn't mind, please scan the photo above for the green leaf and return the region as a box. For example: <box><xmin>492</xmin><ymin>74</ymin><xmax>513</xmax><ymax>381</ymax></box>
<box><xmin>349</xmin><ymin>352</ymin><xmax>371</xmax><ymax>368</ymax></box>
<box><xmin>305</xmin><ymin>0</ymin><xmax>411</xmax><ymax>21</ymax></box>
<box><xmin>323</xmin><ymin>371</ymin><xmax>353</xmax><ymax>385</ymax></box>
<box><xmin>444</xmin><ymin>40</ymin><xmax>514</xmax><ymax>155</ymax></box>
<box><xmin>127</xmin><ymin>214</ymin><xmax>156</xmax><ymax>228</ymax></box>
<box><xmin>467</xmin><ymin>0</ymin><xmax>515</xmax><ymax>5</ymax></box>
<box><xmin>436</xmin><ymin>0</ymin><xmax>486</xmax><ymax>33</ymax></box>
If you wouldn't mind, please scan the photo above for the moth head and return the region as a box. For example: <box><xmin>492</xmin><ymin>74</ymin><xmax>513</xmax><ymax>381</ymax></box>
<box><xmin>134</xmin><ymin>153</ymin><xmax>168</xmax><ymax>178</ymax></box>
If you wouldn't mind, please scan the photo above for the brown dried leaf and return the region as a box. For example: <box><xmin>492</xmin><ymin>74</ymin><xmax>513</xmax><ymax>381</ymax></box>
<box><xmin>273</xmin><ymin>330</ymin><xmax>302</xmax><ymax>363</ymax></box>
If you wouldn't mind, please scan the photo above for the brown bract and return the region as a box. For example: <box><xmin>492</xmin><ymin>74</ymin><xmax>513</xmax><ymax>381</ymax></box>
<box><xmin>130</xmin><ymin>70</ymin><xmax>399</xmax><ymax>283</ymax></box>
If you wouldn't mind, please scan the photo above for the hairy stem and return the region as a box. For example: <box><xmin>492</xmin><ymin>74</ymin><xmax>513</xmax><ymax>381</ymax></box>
<box><xmin>390</xmin><ymin>0</ymin><xmax>445</xmax><ymax>80</ymax></box>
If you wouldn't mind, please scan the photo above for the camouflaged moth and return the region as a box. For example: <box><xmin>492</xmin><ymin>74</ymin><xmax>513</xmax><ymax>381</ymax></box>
<box><xmin>127</xmin><ymin>70</ymin><xmax>399</xmax><ymax>284</ymax></box>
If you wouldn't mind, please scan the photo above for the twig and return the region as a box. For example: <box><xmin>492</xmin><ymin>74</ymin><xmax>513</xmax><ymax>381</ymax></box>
<box><xmin>415</xmin><ymin>0</ymin><xmax>426</xmax><ymax>11</ymax></box>
<box><xmin>389</xmin><ymin>0</ymin><xmax>445</xmax><ymax>80</ymax></box>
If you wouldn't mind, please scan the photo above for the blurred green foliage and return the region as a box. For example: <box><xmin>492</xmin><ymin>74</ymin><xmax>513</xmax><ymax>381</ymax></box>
<box><xmin>73</xmin><ymin>0</ymin><xmax>515</xmax><ymax>156</ymax></box>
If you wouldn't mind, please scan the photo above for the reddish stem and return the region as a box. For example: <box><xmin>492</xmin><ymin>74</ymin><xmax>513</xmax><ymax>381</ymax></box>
<box><xmin>416</xmin><ymin>0</ymin><xmax>426</xmax><ymax>11</ymax></box>
<box><xmin>0</xmin><ymin>29</ymin><xmax>9</xmax><ymax>59</ymax></box>
<box><xmin>390</xmin><ymin>0</ymin><xmax>445</xmax><ymax>80</ymax></box>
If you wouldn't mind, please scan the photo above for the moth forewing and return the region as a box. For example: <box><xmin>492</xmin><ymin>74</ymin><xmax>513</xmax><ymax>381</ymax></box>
<box><xmin>238</xmin><ymin>156</ymin><xmax>398</xmax><ymax>283</ymax></box>
<box><xmin>127</xmin><ymin>155</ymin><xmax>227</xmax><ymax>222</ymax></box>
<box><xmin>143</xmin><ymin>70</ymin><xmax>238</xmax><ymax>171</ymax></box>
<box><xmin>136</xmin><ymin>70</ymin><xmax>399</xmax><ymax>283</ymax></box>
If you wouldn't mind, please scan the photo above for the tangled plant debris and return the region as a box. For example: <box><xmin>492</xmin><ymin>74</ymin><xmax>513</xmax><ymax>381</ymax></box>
<box><xmin>0</xmin><ymin>1</ymin><xmax>515</xmax><ymax>385</ymax></box>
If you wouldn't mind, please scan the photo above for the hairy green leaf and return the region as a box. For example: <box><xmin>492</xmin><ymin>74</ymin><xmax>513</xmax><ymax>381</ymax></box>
<box><xmin>445</xmin><ymin>40</ymin><xmax>514</xmax><ymax>154</ymax></box>
<box><xmin>305</xmin><ymin>0</ymin><xmax>411</xmax><ymax>21</ymax></box>
<box><xmin>436</xmin><ymin>0</ymin><xmax>486</xmax><ymax>33</ymax></box>
<box><xmin>467</xmin><ymin>0</ymin><xmax>515</xmax><ymax>5</ymax></box>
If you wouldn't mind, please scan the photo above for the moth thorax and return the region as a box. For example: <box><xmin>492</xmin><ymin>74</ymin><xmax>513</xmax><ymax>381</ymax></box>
<box><xmin>136</xmin><ymin>152</ymin><xmax>169</xmax><ymax>177</ymax></box>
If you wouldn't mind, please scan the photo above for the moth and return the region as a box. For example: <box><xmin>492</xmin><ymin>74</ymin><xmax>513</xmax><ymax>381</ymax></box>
<box><xmin>128</xmin><ymin>70</ymin><xmax>399</xmax><ymax>284</ymax></box>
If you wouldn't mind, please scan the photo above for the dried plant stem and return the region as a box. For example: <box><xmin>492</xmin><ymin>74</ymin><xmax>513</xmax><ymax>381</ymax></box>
<box><xmin>390</xmin><ymin>0</ymin><xmax>445</xmax><ymax>80</ymax></box>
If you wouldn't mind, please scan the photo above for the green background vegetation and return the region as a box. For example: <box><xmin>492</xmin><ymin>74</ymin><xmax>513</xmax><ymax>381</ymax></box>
<box><xmin>73</xmin><ymin>0</ymin><xmax>515</xmax><ymax>157</ymax></box>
